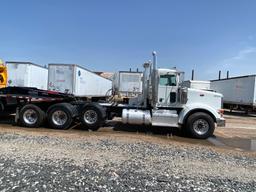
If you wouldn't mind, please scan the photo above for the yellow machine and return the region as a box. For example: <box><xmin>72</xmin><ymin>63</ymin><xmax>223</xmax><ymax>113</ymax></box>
<box><xmin>0</xmin><ymin>59</ymin><xmax>7</xmax><ymax>88</ymax></box>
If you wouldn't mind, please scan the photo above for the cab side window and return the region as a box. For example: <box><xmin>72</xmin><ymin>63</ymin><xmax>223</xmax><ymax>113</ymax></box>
<box><xmin>159</xmin><ymin>74</ymin><xmax>176</xmax><ymax>86</ymax></box>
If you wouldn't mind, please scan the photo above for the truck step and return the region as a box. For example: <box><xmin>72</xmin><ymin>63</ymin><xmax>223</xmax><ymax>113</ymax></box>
<box><xmin>152</xmin><ymin>109</ymin><xmax>178</xmax><ymax>127</ymax></box>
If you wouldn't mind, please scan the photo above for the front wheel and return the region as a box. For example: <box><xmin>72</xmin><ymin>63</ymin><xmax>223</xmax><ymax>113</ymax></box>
<box><xmin>185</xmin><ymin>112</ymin><xmax>215</xmax><ymax>139</ymax></box>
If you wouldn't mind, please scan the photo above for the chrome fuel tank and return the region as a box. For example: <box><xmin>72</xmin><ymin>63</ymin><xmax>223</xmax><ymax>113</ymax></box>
<box><xmin>122</xmin><ymin>109</ymin><xmax>151</xmax><ymax>125</ymax></box>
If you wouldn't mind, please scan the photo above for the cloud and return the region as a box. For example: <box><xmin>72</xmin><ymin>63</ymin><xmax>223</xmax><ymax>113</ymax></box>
<box><xmin>222</xmin><ymin>47</ymin><xmax>256</xmax><ymax>65</ymax></box>
<box><xmin>203</xmin><ymin>46</ymin><xmax>256</xmax><ymax>80</ymax></box>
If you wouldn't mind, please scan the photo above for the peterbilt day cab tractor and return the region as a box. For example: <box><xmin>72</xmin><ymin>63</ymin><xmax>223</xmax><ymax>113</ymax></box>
<box><xmin>0</xmin><ymin>52</ymin><xmax>225</xmax><ymax>139</ymax></box>
<box><xmin>105</xmin><ymin>51</ymin><xmax>225</xmax><ymax>139</ymax></box>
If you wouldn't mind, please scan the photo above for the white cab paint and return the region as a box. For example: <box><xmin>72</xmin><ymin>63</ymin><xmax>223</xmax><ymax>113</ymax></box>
<box><xmin>182</xmin><ymin>80</ymin><xmax>211</xmax><ymax>90</ymax></box>
<box><xmin>178</xmin><ymin>88</ymin><xmax>223</xmax><ymax>124</ymax></box>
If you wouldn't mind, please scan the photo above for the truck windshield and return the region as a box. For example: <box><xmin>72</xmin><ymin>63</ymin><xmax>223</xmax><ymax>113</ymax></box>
<box><xmin>159</xmin><ymin>74</ymin><xmax>176</xmax><ymax>86</ymax></box>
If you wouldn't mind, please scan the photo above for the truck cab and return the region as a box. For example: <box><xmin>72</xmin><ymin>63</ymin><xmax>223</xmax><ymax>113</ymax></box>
<box><xmin>156</xmin><ymin>68</ymin><xmax>184</xmax><ymax>107</ymax></box>
<box><xmin>122</xmin><ymin>52</ymin><xmax>225</xmax><ymax>139</ymax></box>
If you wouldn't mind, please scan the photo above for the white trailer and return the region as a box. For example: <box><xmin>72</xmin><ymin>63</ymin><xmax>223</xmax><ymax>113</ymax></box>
<box><xmin>182</xmin><ymin>80</ymin><xmax>211</xmax><ymax>90</ymax></box>
<box><xmin>113</xmin><ymin>71</ymin><xmax>143</xmax><ymax>96</ymax></box>
<box><xmin>48</xmin><ymin>64</ymin><xmax>112</xmax><ymax>97</ymax></box>
<box><xmin>6</xmin><ymin>61</ymin><xmax>48</xmax><ymax>90</ymax></box>
<box><xmin>210</xmin><ymin>75</ymin><xmax>256</xmax><ymax>110</ymax></box>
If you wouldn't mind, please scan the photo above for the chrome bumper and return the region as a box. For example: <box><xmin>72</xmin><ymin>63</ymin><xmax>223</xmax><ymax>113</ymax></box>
<box><xmin>217</xmin><ymin>118</ymin><xmax>225</xmax><ymax>127</ymax></box>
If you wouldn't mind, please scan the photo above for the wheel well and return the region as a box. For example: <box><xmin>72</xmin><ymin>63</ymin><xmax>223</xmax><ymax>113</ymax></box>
<box><xmin>183</xmin><ymin>109</ymin><xmax>217</xmax><ymax>125</ymax></box>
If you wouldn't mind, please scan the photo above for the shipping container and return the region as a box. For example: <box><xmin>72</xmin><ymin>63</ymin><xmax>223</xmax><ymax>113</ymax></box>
<box><xmin>6</xmin><ymin>61</ymin><xmax>48</xmax><ymax>90</ymax></box>
<box><xmin>210</xmin><ymin>75</ymin><xmax>256</xmax><ymax>109</ymax></box>
<box><xmin>113</xmin><ymin>71</ymin><xmax>143</xmax><ymax>96</ymax></box>
<box><xmin>48</xmin><ymin>64</ymin><xmax>112</xmax><ymax>97</ymax></box>
<box><xmin>182</xmin><ymin>80</ymin><xmax>211</xmax><ymax>90</ymax></box>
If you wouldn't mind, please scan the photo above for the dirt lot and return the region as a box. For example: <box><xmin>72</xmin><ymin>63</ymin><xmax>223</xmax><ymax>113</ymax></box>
<box><xmin>0</xmin><ymin>113</ymin><xmax>255</xmax><ymax>191</ymax></box>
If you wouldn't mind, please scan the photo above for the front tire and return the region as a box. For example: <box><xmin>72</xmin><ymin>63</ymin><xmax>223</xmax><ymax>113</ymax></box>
<box><xmin>19</xmin><ymin>104</ymin><xmax>45</xmax><ymax>128</ymax></box>
<box><xmin>185</xmin><ymin>112</ymin><xmax>215</xmax><ymax>139</ymax></box>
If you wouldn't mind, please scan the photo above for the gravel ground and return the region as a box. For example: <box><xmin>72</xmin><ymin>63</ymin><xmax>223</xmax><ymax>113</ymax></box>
<box><xmin>0</xmin><ymin>129</ymin><xmax>255</xmax><ymax>192</ymax></box>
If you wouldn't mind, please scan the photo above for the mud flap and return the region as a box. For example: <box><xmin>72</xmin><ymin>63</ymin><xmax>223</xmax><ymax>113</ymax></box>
<box><xmin>15</xmin><ymin>107</ymin><xmax>20</xmax><ymax>124</ymax></box>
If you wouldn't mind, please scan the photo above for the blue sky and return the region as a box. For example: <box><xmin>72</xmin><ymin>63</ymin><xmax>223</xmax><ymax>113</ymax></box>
<box><xmin>0</xmin><ymin>0</ymin><xmax>256</xmax><ymax>80</ymax></box>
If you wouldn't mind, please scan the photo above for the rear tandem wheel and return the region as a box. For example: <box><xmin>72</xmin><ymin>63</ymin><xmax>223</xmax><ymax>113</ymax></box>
<box><xmin>47</xmin><ymin>103</ymin><xmax>76</xmax><ymax>129</ymax></box>
<box><xmin>19</xmin><ymin>104</ymin><xmax>45</xmax><ymax>128</ymax></box>
<box><xmin>80</xmin><ymin>103</ymin><xmax>106</xmax><ymax>131</ymax></box>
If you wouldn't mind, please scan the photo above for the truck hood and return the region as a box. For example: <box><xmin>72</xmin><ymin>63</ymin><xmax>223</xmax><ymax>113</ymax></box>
<box><xmin>187</xmin><ymin>88</ymin><xmax>223</xmax><ymax>97</ymax></box>
<box><xmin>186</xmin><ymin>88</ymin><xmax>223</xmax><ymax>111</ymax></box>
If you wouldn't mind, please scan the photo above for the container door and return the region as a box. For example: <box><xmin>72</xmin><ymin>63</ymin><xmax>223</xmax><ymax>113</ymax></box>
<box><xmin>48</xmin><ymin>65</ymin><xmax>74</xmax><ymax>94</ymax></box>
<box><xmin>28</xmin><ymin>64</ymin><xmax>48</xmax><ymax>90</ymax></box>
<box><xmin>7</xmin><ymin>63</ymin><xmax>29</xmax><ymax>87</ymax></box>
<box><xmin>119</xmin><ymin>73</ymin><xmax>142</xmax><ymax>95</ymax></box>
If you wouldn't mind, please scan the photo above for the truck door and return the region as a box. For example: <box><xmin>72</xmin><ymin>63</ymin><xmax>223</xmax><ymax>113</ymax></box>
<box><xmin>158</xmin><ymin>73</ymin><xmax>178</xmax><ymax>106</ymax></box>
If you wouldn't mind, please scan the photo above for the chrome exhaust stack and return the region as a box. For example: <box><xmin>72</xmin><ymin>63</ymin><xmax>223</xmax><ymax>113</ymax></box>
<box><xmin>143</xmin><ymin>62</ymin><xmax>150</xmax><ymax>107</ymax></box>
<box><xmin>152</xmin><ymin>51</ymin><xmax>157</xmax><ymax>70</ymax></box>
<box><xmin>151</xmin><ymin>51</ymin><xmax>158</xmax><ymax>108</ymax></box>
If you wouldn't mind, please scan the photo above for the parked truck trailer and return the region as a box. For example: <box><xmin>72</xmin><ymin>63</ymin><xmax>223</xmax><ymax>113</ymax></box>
<box><xmin>0</xmin><ymin>52</ymin><xmax>225</xmax><ymax>139</ymax></box>
<box><xmin>211</xmin><ymin>75</ymin><xmax>256</xmax><ymax>112</ymax></box>
<box><xmin>6</xmin><ymin>61</ymin><xmax>48</xmax><ymax>90</ymax></box>
<box><xmin>48</xmin><ymin>64</ymin><xmax>112</xmax><ymax>97</ymax></box>
<box><xmin>113</xmin><ymin>70</ymin><xmax>143</xmax><ymax>97</ymax></box>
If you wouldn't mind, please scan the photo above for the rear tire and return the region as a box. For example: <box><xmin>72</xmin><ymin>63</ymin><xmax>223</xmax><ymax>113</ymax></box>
<box><xmin>47</xmin><ymin>103</ymin><xmax>75</xmax><ymax>129</ymax></box>
<box><xmin>185</xmin><ymin>112</ymin><xmax>215</xmax><ymax>139</ymax></box>
<box><xmin>80</xmin><ymin>103</ymin><xmax>105</xmax><ymax>131</ymax></box>
<box><xmin>19</xmin><ymin>104</ymin><xmax>45</xmax><ymax>128</ymax></box>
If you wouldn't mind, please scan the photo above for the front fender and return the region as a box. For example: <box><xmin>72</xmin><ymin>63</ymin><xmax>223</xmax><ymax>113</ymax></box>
<box><xmin>178</xmin><ymin>103</ymin><xmax>220</xmax><ymax>125</ymax></box>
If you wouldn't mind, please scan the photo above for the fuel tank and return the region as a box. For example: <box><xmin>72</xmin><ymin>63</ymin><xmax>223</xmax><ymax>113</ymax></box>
<box><xmin>122</xmin><ymin>109</ymin><xmax>151</xmax><ymax>125</ymax></box>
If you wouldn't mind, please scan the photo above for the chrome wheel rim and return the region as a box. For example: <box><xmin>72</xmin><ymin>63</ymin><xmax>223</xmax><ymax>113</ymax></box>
<box><xmin>193</xmin><ymin>119</ymin><xmax>209</xmax><ymax>135</ymax></box>
<box><xmin>84</xmin><ymin>110</ymin><xmax>98</xmax><ymax>125</ymax></box>
<box><xmin>23</xmin><ymin>109</ymin><xmax>38</xmax><ymax>125</ymax></box>
<box><xmin>52</xmin><ymin>110</ymin><xmax>68</xmax><ymax>126</ymax></box>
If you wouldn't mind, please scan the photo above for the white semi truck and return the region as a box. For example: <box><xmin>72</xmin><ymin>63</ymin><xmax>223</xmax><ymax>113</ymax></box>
<box><xmin>0</xmin><ymin>52</ymin><xmax>225</xmax><ymax>139</ymax></box>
